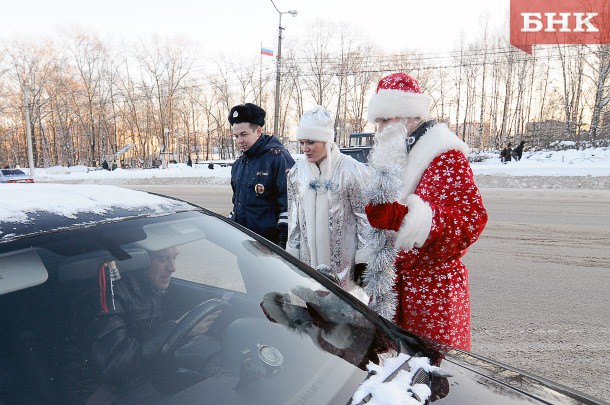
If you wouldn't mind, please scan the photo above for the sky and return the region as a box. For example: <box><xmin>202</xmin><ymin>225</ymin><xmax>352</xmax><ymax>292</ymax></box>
<box><xmin>2</xmin><ymin>0</ymin><xmax>510</xmax><ymax>57</ymax></box>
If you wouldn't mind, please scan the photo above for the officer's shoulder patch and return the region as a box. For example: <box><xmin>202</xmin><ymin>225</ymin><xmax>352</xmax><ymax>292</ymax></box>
<box><xmin>269</xmin><ymin>148</ymin><xmax>281</xmax><ymax>155</ymax></box>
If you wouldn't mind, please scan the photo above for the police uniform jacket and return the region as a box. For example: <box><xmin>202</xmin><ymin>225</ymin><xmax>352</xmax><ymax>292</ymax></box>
<box><xmin>231</xmin><ymin>134</ymin><xmax>295</xmax><ymax>243</ymax></box>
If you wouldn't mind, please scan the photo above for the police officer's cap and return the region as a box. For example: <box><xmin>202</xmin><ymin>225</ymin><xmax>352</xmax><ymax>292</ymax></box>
<box><xmin>228</xmin><ymin>103</ymin><xmax>265</xmax><ymax>127</ymax></box>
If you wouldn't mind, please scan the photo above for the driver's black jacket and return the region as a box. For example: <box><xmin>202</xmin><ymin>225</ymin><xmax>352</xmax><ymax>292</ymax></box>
<box><xmin>86</xmin><ymin>271</ymin><xmax>176</xmax><ymax>385</ymax></box>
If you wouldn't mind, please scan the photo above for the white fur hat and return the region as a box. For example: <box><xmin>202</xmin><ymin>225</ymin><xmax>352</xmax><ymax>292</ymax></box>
<box><xmin>297</xmin><ymin>105</ymin><xmax>335</xmax><ymax>143</ymax></box>
<box><xmin>367</xmin><ymin>72</ymin><xmax>432</xmax><ymax>123</ymax></box>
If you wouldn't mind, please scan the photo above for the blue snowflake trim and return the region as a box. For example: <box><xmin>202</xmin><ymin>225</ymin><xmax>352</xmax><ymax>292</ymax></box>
<box><xmin>309</xmin><ymin>179</ymin><xmax>337</xmax><ymax>192</ymax></box>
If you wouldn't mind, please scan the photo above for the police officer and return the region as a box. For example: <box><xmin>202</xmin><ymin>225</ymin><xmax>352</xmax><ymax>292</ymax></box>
<box><xmin>229</xmin><ymin>103</ymin><xmax>295</xmax><ymax>248</ymax></box>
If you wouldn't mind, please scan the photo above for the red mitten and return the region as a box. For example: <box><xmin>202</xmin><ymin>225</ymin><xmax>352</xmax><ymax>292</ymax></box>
<box><xmin>365</xmin><ymin>201</ymin><xmax>408</xmax><ymax>231</ymax></box>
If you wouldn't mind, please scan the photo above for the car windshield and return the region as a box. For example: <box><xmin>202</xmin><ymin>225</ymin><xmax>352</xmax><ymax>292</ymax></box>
<box><xmin>0</xmin><ymin>210</ymin><xmax>408</xmax><ymax>404</ymax></box>
<box><xmin>1</xmin><ymin>169</ymin><xmax>26</xmax><ymax>176</ymax></box>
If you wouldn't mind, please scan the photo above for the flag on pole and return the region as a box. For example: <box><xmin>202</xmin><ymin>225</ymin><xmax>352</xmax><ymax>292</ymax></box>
<box><xmin>261</xmin><ymin>46</ymin><xmax>274</xmax><ymax>56</ymax></box>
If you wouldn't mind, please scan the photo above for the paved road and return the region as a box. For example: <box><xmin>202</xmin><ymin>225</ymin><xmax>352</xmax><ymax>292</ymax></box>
<box><xmin>464</xmin><ymin>188</ymin><xmax>610</xmax><ymax>403</ymax></box>
<box><xmin>129</xmin><ymin>184</ymin><xmax>232</xmax><ymax>215</ymax></box>
<box><xmin>125</xmin><ymin>184</ymin><xmax>610</xmax><ymax>402</ymax></box>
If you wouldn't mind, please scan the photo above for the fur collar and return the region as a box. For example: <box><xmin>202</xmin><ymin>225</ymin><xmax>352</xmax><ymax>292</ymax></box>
<box><xmin>399</xmin><ymin>123</ymin><xmax>469</xmax><ymax>203</ymax></box>
<box><xmin>299</xmin><ymin>145</ymin><xmax>341</xmax><ymax>266</ymax></box>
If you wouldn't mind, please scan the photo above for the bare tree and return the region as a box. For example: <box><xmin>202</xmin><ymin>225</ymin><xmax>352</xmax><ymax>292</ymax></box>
<box><xmin>1</xmin><ymin>22</ymin><xmax>609</xmax><ymax>169</ymax></box>
<box><xmin>63</xmin><ymin>29</ymin><xmax>110</xmax><ymax>166</ymax></box>
<box><xmin>499</xmin><ymin>47</ymin><xmax>517</xmax><ymax>143</ymax></box>
<box><xmin>586</xmin><ymin>45</ymin><xmax>610</xmax><ymax>140</ymax></box>
<box><xmin>231</xmin><ymin>57</ymin><xmax>258</xmax><ymax>103</ymax></box>
<box><xmin>453</xmin><ymin>39</ymin><xmax>466</xmax><ymax>139</ymax></box>
<box><xmin>557</xmin><ymin>44</ymin><xmax>585</xmax><ymax>140</ymax></box>
<box><xmin>3</xmin><ymin>37</ymin><xmax>59</xmax><ymax>167</ymax></box>
<box><xmin>476</xmin><ymin>25</ymin><xmax>489</xmax><ymax>149</ymax></box>
<box><xmin>300</xmin><ymin>21</ymin><xmax>337</xmax><ymax>107</ymax></box>
<box><xmin>509</xmin><ymin>56</ymin><xmax>532</xmax><ymax>140</ymax></box>
<box><xmin>283</xmin><ymin>47</ymin><xmax>305</xmax><ymax>131</ymax></box>
<box><xmin>135</xmin><ymin>36</ymin><xmax>195</xmax><ymax>159</ymax></box>
<box><xmin>345</xmin><ymin>42</ymin><xmax>379</xmax><ymax>135</ymax></box>
<box><xmin>332</xmin><ymin>23</ymin><xmax>361</xmax><ymax>145</ymax></box>
<box><xmin>207</xmin><ymin>57</ymin><xmax>242</xmax><ymax>159</ymax></box>
<box><xmin>114</xmin><ymin>55</ymin><xmax>155</xmax><ymax>167</ymax></box>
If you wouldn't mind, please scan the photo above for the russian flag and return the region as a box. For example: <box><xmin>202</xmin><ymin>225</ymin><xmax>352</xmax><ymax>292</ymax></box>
<box><xmin>261</xmin><ymin>47</ymin><xmax>274</xmax><ymax>56</ymax></box>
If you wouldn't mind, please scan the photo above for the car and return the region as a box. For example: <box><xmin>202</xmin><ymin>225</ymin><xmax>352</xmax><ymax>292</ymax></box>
<box><xmin>339</xmin><ymin>146</ymin><xmax>372</xmax><ymax>164</ymax></box>
<box><xmin>340</xmin><ymin>132</ymin><xmax>374</xmax><ymax>163</ymax></box>
<box><xmin>0</xmin><ymin>168</ymin><xmax>34</xmax><ymax>183</ymax></box>
<box><xmin>0</xmin><ymin>184</ymin><xmax>602</xmax><ymax>405</ymax></box>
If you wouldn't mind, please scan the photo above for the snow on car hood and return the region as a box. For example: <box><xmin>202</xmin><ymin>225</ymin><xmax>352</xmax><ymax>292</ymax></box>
<box><xmin>0</xmin><ymin>184</ymin><xmax>194</xmax><ymax>241</ymax></box>
<box><xmin>351</xmin><ymin>353</ymin><xmax>445</xmax><ymax>404</ymax></box>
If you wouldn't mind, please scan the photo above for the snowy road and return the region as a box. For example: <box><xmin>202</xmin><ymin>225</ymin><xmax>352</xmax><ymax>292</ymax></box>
<box><xmin>464</xmin><ymin>188</ymin><xmax>610</xmax><ymax>403</ymax></box>
<box><xmin>125</xmin><ymin>183</ymin><xmax>610</xmax><ymax>402</ymax></box>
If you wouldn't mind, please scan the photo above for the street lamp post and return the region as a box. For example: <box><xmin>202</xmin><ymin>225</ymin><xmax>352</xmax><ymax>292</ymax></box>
<box><xmin>272</xmin><ymin>3</ymin><xmax>297</xmax><ymax>138</ymax></box>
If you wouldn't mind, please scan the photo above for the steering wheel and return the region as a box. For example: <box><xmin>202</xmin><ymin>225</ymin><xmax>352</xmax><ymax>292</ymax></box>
<box><xmin>158</xmin><ymin>298</ymin><xmax>231</xmax><ymax>368</ymax></box>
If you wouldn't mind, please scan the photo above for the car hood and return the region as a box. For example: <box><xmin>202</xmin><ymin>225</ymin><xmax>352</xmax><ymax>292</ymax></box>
<box><xmin>433</xmin><ymin>349</ymin><xmax>602</xmax><ymax>404</ymax></box>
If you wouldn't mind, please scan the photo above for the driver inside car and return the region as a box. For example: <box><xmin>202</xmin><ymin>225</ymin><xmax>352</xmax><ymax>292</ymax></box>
<box><xmin>85</xmin><ymin>246</ymin><xmax>221</xmax><ymax>396</ymax></box>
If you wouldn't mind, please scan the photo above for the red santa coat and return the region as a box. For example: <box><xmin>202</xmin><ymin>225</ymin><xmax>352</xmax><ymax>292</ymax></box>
<box><xmin>390</xmin><ymin>123</ymin><xmax>487</xmax><ymax>351</ymax></box>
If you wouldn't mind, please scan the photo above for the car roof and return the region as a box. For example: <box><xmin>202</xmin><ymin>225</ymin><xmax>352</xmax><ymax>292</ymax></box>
<box><xmin>0</xmin><ymin>184</ymin><xmax>195</xmax><ymax>243</ymax></box>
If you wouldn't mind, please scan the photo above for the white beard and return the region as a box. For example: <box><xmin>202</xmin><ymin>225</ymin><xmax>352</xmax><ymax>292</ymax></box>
<box><xmin>368</xmin><ymin>123</ymin><xmax>408</xmax><ymax>177</ymax></box>
<box><xmin>365</xmin><ymin>123</ymin><xmax>408</xmax><ymax>205</ymax></box>
<box><xmin>360</xmin><ymin>122</ymin><xmax>410</xmax><ymax>319</ymax></box>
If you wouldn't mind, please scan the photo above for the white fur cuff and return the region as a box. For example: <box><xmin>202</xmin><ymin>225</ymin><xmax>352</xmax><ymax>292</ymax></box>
<box><xmin>394</xmin><ymin>194</ymin><xmax>432</xmax><ymax>251</ymax></box>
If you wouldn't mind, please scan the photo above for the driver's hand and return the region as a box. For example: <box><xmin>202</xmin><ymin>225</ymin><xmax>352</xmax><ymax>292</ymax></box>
<box><xmin>184</xmin><ymin>310</ymin><xmax>221</xmax><ymax>338</ymax></box>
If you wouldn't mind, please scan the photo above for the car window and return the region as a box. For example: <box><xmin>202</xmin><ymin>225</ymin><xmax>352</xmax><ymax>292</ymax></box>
<box><xmin>340</xmin><ymin>147</ymin><xmax>372</xmax><ymax>163</ymax></box>
<box><xmin>1</xmin><ymin>169</ymin><xmax>25</xmax><ymax>176</ymax></box>
<box><xmin>0</xmin><ymin>210</ymin><xmax>401</xmax><ymax>405</ymax></box>
<box><xmin>173</xmin><ymin>238</ymin><xmax>246</xmax><ymax>292</ymax></box>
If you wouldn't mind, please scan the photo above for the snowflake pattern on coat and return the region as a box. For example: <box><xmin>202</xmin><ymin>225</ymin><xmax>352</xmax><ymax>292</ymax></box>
<box><xmin>394</xmin><ymin>149</ymin><xmax>487</xmax><ymax>351</ymax></box>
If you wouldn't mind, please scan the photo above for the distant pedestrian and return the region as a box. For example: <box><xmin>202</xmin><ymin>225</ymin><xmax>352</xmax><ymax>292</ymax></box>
<box><xmin>512</xmin><ymin>141</ymin><xmax>526</xmax><ymax>161</ymax></box>
<box><xmin>229</xmin><ymin>103</ymin><xmax>295</xmax><ymax>248</ymax></box>
<box><xmin>101</xmin><ymin>159</ymin><xmax>109</xmax><ymax>171</ymax></box>
<box><xmin>187</xmin><ymin>156</ymin><xmax>193</xmax><ymax>167</ymax></box>
<box><xmin>500</xmin><ymin>143</ymin><xmax>512</xmax><ymax>163</ymax></box>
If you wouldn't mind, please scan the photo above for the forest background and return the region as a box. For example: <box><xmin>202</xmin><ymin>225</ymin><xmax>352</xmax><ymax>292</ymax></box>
<box><xmin>1</xmin><ymin>18</ymin><xmax>609</xmax><ymax>169</ymax></box>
